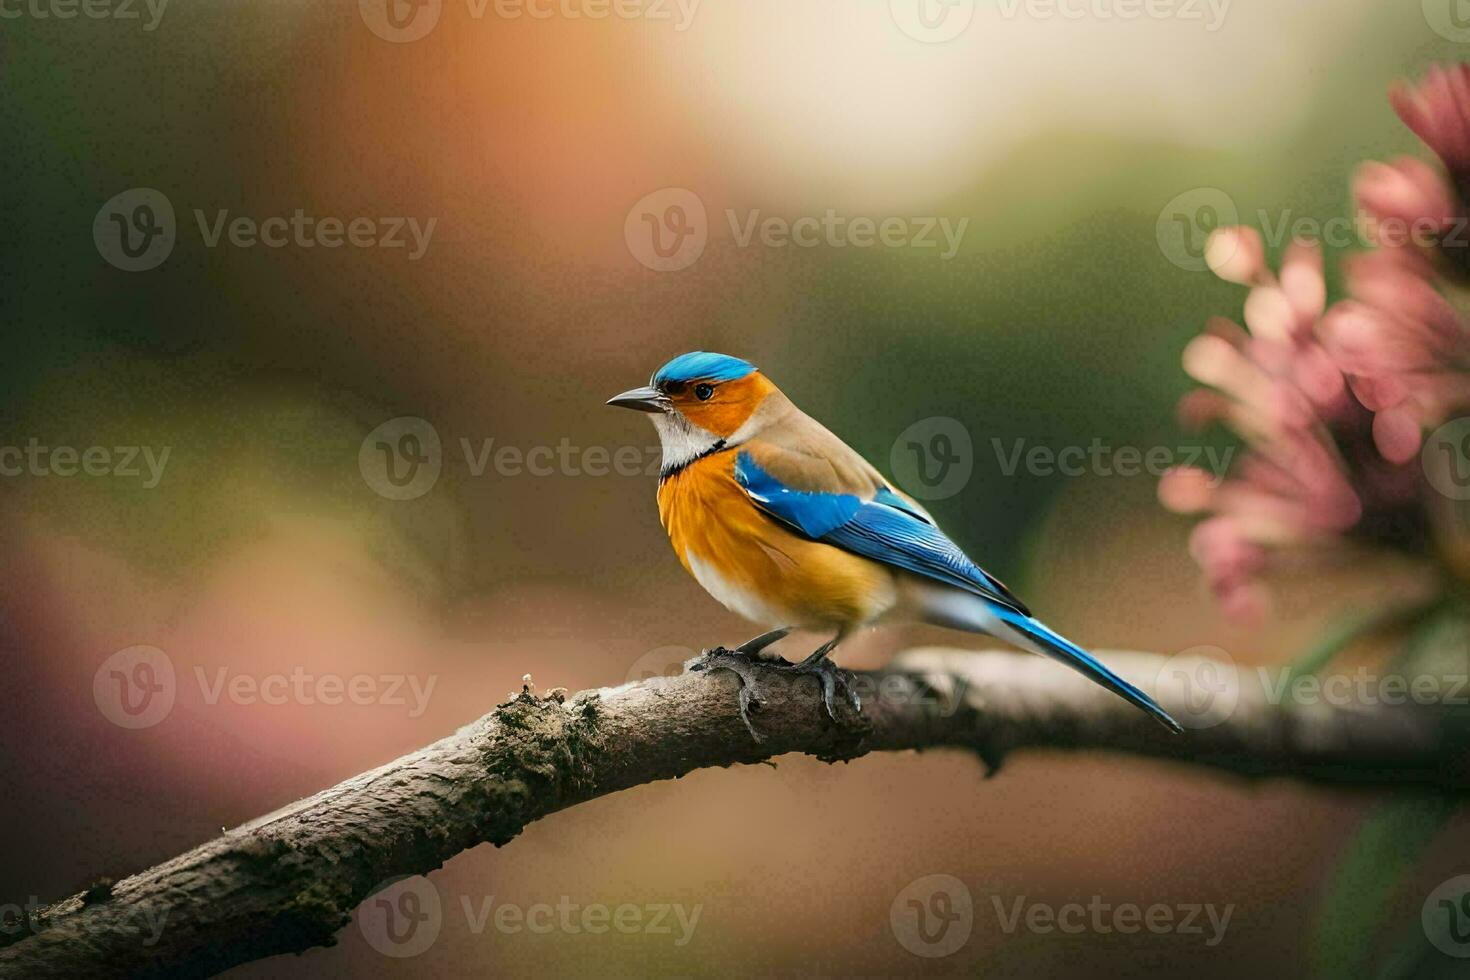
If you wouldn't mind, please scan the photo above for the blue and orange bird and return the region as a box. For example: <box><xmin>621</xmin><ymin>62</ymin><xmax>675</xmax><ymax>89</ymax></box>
<box><xmin>608</xmin><ymin>352</ymin><xmax>1182</xmax><ymax>735</ymax></box>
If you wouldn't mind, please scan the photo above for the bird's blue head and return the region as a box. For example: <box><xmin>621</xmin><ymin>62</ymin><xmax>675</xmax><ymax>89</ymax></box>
<box><xmin>607</xmin><ymin>351</ymin><xmax>774</xmax><ymax>448</ymax></box>
<box><xmin>650</xmin><ymin>351</ymin><xmax>757</xmax><ymax>387</ymax></box>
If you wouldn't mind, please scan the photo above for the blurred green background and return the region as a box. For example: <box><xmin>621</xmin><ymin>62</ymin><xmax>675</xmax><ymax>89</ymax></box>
<box><xmin>3</xmin><ymin>1</ymin><xmax>1469</xmax><ymax>976</ymax></box>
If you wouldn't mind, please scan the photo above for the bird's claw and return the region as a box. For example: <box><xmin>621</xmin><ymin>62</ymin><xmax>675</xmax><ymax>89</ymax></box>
<box><xmin>773</xmin><ymin>655</ymin><xmax>863</xmax><ymax>725</ymax></box>
<box><xmin>689</xmin><ymin>645</ymin><xmax>866</xmax><ymax>742</ymax></box>
<box><xmin>689</xmin><ymin>647</ymin><xmax>769</xmax><ymax>742</ymax></box>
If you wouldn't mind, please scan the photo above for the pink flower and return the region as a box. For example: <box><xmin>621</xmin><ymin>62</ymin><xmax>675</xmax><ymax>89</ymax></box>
<box><xmin>1390</xmin><ymin>64</ymin><xmax>1470</xmax><ymax>181</ymax></box>
<box><xmin>1354</xmin><ymin>157</ymin><xmax>1458</xmax><ymax>252</ymax></box>
<box><xmin>1331</xmin><ymin>63</ymin><xmax>1470</xmax><ymax>463</ymax></box>
<box><xmin>1161</xmin><ymin>231</ymin><xmax>1362</xmax><ymax>622</ymax></box>
<box><xmin>1319</xmin><ymin>250</ymin><xmax>1470</xmax><ymax>463</ymax></box>
<box><xmin>1163</xmin><ymin>65</ymin><xmax>1470</xmax><ymax>623</ymax></box>
<box><xmin>1371</xmin><ymin>65</ymin><xmax>1470</xmax><ymax>277</ymax></box>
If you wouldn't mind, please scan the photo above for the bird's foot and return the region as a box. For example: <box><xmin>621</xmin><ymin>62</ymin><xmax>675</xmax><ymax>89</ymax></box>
<box><xmin>687</xmin><ymin>647</ymin><xmax>774</xmax><ymax>743</ymax></box>
<box><xmin>771</xmin><ymin>652</ymin><xmax>864</xmax><ymax>726</ymax></box>
<box><xmin>688</xmin><ymin>645</ymin><xmax>867</xmax><ymax>743</ymax></box>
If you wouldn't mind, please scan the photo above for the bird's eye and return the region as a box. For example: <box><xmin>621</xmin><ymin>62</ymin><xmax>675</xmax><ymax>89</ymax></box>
<box><xmin>694</xmin><ymin>383</ymin><xmax>715</xmax><ymax>400</ymax></box>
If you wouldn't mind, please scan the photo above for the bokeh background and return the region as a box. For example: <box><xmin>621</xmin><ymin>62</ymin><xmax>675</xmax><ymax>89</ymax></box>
<box><xmin>4</xmin><ymin>1</ymin><xmax>1470</xmax><ymax>976</ymax></box>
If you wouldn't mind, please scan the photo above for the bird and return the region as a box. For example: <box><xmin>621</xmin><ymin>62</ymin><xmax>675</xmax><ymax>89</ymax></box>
<box><xmin>607</xmin><ymin>351</ymin><xmax>1182</xmax><ymax>736</ymax></box>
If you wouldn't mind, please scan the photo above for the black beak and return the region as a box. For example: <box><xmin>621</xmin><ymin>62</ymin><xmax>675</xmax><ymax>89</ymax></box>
<box><xmin>606</xmin><ymin>385</ymin><xmax>669</xmax><ymax>414</ymax></box>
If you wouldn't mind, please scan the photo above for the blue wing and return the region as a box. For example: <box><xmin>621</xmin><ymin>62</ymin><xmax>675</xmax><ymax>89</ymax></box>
<box><xmin>734</xmin><ymin>451</ymin><xmax>1029</xmax><ymax>616</ymax></box>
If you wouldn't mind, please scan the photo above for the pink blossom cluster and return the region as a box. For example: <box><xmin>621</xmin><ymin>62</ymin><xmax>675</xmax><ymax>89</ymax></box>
<box><xmin>1160</xmin><ymin>66</ymin><xmax>1470</xmax><ymax>621</ymax></box>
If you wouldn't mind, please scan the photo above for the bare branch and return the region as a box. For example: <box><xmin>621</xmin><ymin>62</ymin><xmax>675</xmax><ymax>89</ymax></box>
<box><xmin>3</xmin><ymin>649</ymin><xmax>1466</xmax><ymax>978</ymax></box>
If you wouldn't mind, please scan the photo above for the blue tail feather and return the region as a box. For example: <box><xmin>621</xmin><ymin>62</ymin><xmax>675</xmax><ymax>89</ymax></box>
<box><xmin>994</xmin><ymin>606</ymin><xmax>1184</xmax><ymax>734</ymax></box>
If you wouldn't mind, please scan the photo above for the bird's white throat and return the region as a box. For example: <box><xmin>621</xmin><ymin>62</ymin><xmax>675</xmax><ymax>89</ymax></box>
<box><xmin>650</xmin><ymin>413</ymin><xmax>723</xmax><ymax>475</ymax></box>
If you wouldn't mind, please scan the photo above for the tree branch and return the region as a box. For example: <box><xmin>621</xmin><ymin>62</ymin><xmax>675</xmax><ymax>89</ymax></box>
<box><xmin>3</xmin><ymin>648</ymin><xmax>1467</xmax><ymax>978</ymax></box>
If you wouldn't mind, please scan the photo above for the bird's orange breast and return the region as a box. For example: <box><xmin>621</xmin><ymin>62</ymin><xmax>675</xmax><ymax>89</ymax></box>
<box><xmin>656</xmin><ymin>451</ymin><xmax>895</xmax><ymax>630</ymax></box>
